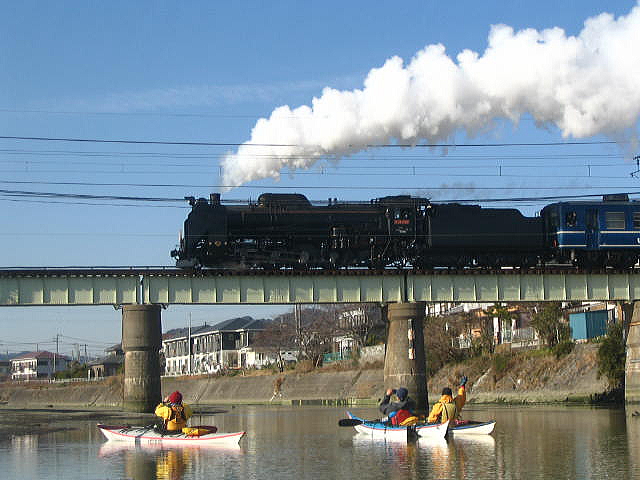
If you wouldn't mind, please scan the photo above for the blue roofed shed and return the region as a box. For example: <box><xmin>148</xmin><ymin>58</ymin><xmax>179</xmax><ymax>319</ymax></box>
<box><xmin>569</xmin><ymin>310</ymin><xmax>608</xmax><ymax>340</ymax></box>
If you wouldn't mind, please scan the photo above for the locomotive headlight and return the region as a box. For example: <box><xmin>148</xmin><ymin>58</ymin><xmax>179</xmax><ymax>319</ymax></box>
<box><xmin>215</xmin><ymin>241</ymin><xmax>222</xmax><ymax>247</ymax></box>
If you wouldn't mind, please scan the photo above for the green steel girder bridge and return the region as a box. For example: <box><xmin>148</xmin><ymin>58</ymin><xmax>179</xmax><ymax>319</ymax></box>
<box><xmin>2</xmin><ymin>267</ymin><xmax>639</xmax><ymax>409</ymax></box>
<box><xmin>3</xmin><ymin>267</ymin><xmax>640</xmax><ymax>306</ymax></box>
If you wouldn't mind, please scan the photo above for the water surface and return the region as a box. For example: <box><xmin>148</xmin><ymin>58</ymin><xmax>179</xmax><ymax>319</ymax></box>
<box><xmin>1</xmin><ymin>405</ymin><xmax>638</xmax><ymax>479</ymax></box>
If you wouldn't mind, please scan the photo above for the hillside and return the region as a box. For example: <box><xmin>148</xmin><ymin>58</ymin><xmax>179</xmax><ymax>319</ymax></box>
<box><xmin>428</xmin><ymin>343</ymin><xmax>609</xmax><ymax>403</ymax></box>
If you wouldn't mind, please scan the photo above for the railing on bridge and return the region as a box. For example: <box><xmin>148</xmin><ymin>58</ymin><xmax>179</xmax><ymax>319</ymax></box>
<box><xmin>2</xmin><ymin>268</ymin><xmax>640</xmax><ymax>306</ymax></box>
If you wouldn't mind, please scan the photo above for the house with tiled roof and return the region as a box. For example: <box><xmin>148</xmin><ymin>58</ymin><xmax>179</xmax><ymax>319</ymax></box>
<box><xmin>162</xmin><ymin>316</ymin><xmax>272</xmax><ymax>376</ymax></box>
<box><xmin>88</xmin><ymin>344</ymin><xmax>124</xmax><ymax>378</ymax></box>
<box><xmin>10</xmin><ymin>351</ymin><xmax>71</xmax><ymax>380</ymax></box>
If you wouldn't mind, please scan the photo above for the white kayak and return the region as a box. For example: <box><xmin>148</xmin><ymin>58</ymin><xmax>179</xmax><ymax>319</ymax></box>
<box><xmin>97</xmin><ymin>424</ymin><xmax>245</xmax><ymax>446</ymax></box>
<box><xmin>449</xmin><ymin>420</ymin><xmax>496</xmax><ymax>435</ymax></box>
<box><xmin>346</xmin><ymin>412</ymin><xmax>449</xmax><ymax>441</ymax></box>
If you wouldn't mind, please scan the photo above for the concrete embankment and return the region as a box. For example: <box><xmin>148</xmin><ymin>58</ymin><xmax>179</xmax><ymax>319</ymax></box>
<box><xmin>162</xmin><ymin>369</ymin><xmax>385</xmax><ymax>405</ymax></box>
<box><xmin>0</xmin><ymin>376</ymin><xmax>123</xmax><ymax>408</ymax></box>
<box><xmin>0</xmin><ymin>369</ymin><xmax>385</xmax><ymax>408</ymax></box>
<box><xmin>0</xmin><ymin>344</ymin><xmax>611</xmax><ymax>408</ymax></box>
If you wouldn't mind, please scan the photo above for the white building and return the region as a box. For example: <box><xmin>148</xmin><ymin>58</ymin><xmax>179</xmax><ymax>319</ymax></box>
<box><xmin>162</xmin><ymin>316</ymin><xmax>273</xmax><ymax>376</ymax></box>
<box><xmin>11</xmin><ymin>351</ymin><xmax>71</xmax><ymax>380</ymax></box>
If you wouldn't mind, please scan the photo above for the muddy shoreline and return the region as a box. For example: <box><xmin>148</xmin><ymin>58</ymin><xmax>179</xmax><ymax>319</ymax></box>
<box><xmin>0</xmin><ymin>406</ymin><xmax>230</xmax><ymax>437</ymax></box>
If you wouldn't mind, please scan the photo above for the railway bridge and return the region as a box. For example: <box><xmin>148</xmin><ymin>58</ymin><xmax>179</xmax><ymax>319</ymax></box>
<box><xmin>2</xmin><ymin>267</ymin><xmax>640</xmax><ymax>411</ymax></box>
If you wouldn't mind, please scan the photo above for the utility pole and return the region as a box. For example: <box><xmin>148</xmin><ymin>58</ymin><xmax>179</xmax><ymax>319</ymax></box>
<box><xmin>295</xmin><ymin>304</ymin><xmax>300</xmax><ymax>344</ymax></box>
<box><xmin>188</xmin><ymin>313</ymin><xmax>192</xmax><ymax>375</ymax></box>
<box><xmin>52</xmin><ymin>334</ymin><xmax>59</xmax><ymax>379</ymax></box>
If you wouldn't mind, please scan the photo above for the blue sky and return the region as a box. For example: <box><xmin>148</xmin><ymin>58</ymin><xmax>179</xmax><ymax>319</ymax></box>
<box><xmin>1</xmin><ymin>1</ymin><xmax>638</xmax><ymax>356</ymax></box>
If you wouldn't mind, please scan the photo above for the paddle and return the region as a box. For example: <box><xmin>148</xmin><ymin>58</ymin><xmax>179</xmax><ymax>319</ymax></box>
<box><xmin>338</xmin><ymin>418</ymin><xmax>363</xmax><ymax>427</ymax></box>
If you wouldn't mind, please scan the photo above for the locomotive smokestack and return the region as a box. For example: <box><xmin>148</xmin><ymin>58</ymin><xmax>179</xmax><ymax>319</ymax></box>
<box><xmin>221</xmin><ymin>4</ymin><xmax>640</xmax><ymax>188</ymax></box>
<box><xmin>210</xmin><ymin>193</ymin><xmax>221</xmax><ymax>206</ymax></box>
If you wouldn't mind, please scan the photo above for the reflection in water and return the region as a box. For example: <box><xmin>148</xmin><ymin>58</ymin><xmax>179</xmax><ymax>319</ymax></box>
<box><xmin>351</xmin><ymin>434</ymin><xmax>427</xmax><ymax>477</ymax></box>
<box><xmin>417</xmin><ymin>437</ymin><xmax>451</xmax><ymax>478</ymax></box>
<box><xmin>351</xmin><ymin>431</ymin><xmax>497</xmax><ymax>479</ymax></box>
<box><xmin>626</xmin><ymin>409</ymin><xmax>640</xmax><ymax>475</ymax></box>
<box><xmin>11</xmin><ymin>434</ymin><xmax>39</xmax><ymax>450</ymax></box>
<box><xmin>0</xmin><ymin>405</ymin><xmax>637</xmax><ymax>479</ymax></box>
<box><xmin>99</xmin><ymin>442</ymin><xmax>242</xmax><ymax>480</ymax></box>
<box><xmin>448</xmin><ymin>435</ymin><xmax>497</xmax><ymax>478</ymax></box>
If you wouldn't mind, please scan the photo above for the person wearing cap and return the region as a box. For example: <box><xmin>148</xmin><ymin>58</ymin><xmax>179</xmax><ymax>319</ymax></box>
<box><xmin>379</xmin><ymin>387</ymin><xmax>416</xmax><ymax>426</ymax></box>
<box><xmin>427</xmin><ymin>376</ymin><xmax>468</xmax><ymax>424</ymax></box>
<box><xmin>155</xmin><ymin>391</ymin><xmax>193</xmax><ymax>432</ymax></box>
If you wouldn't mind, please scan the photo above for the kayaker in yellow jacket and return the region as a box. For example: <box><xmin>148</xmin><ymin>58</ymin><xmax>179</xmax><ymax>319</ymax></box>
<box><xmin>427</xmin><ymin>376</ymin><xmax>467</xmax><ymax>423</ymax></box>
<box><xmin>155</xmin><ymin>391</ymin><xmax>193</xmax><ymax>431</ymax></box>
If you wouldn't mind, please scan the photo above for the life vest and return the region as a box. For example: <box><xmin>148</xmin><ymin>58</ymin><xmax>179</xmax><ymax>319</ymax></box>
<box><xmin>166</xmin><ymin>404</ymin><xmax>187</xmax><ymax>431</ymax></box>
<box><xmin>391</xmin><ymin>409</ymin><xmax>412</xmax><ymax>426</ymax></box>
<box><xmin>438</xmin><ymin>401</ymin><xmax>457</xmax><ymax>422</ymax></box>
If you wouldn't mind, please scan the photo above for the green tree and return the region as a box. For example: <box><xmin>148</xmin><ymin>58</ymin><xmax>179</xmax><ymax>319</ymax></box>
<box><xmin>530</xmin><ymin>302</ymin><xmax>570</xmax><ymax>348</ymax></box>
<box><xmin>55</xmin><ymin>361</ymin><xmax>88</xmax><ymax>379</ymax></box>
<box><xmin>597</xmin><ymin>321</ymin><xmax>626</xmax><ymax>390</ymax></box>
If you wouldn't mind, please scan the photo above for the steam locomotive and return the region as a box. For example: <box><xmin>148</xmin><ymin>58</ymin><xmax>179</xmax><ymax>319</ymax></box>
<box><xmin>170</xmin><ymin>192</ymin><xmax>640</xmax><ymax>270</ymax></box>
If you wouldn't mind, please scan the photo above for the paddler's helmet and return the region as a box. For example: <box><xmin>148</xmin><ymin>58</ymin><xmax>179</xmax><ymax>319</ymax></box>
<box><xmin>167</xmin><ymin>391</ymin><xmax>183</xmax><ymax>404</ymax></box>
<box><xmin>396</xmin><ymin>387</ymin><xmax>408</xmax><ymax>401</ymax></box>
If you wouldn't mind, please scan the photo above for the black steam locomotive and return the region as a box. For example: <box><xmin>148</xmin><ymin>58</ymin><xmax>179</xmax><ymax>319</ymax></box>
<box><xmin>171</xmin><ymin>192</ymin><xmax>640</xmax><ymax>270</ymax></box>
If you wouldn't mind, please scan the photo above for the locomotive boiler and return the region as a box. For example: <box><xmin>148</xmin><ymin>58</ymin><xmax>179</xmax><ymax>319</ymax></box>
<box><xmin>171</xmin><ymin>192</ymin><xmax>560</xmax><ymax>269</ymax></box>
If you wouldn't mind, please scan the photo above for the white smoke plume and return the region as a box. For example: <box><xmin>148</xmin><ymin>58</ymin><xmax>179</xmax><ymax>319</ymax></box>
<box><xmin>221</xmin><ymin>4</ymin><xmax>640</xmax><ymax>189</ymax></box>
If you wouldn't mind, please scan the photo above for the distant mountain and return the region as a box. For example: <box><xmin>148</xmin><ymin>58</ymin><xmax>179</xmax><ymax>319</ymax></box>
<box><xmin>0</xmin><ymin>351</ymin><xmax>29</xmax><ymax>361</ymax></box>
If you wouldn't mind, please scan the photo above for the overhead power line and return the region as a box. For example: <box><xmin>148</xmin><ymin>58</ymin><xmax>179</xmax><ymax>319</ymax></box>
<box><xmin>0</xmin><ymin>135</ymin><xmax>621</xmax><ymax>148</ymax></box>
<box><xmin>0</xmin><ymin>147</ymin><xmax>629</xmax><ymax>160</ymax></box>
<box><xmin>0</xmin><ymin>188</ymin><xmax>184</xmax><ymax>203</ymax></box>
<box><xmin>0</xmin><ymin>198</ymin><xmax>187</xmax><ymax>208</ymax></box>
<box><xmin>1</xmin><ymin>186</ymin><xmax>640</xmax><ymax>206</ymax></box>
<box><xmin>0</xmin><ymin>108</ymin><xmax>265</xmax><ymax>119</ymax></box>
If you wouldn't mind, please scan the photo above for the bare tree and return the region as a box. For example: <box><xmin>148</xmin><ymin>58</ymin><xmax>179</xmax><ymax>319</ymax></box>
<box><xmin>256</xmin><ymin>304</ymin><xmax>381</xmax><ymax>370</ymax></box>
<box><xmin>423</xmin><ymin>315</ymin><xmax>462</xmax><ymax>375</ymax></box>
<box><xmin>296</xmin><ymin>306</ymin><xmax>336</xmax><ymax>367</ymax></box>
<box><xmin>334</xmin><ymin>303</ymin><xmax>385</xmax><ymax>350</ymax></box>
<box><xmin>252</xmin><ymin>317</ymin><xmax>297</xmax><ymax>372</ymax></box>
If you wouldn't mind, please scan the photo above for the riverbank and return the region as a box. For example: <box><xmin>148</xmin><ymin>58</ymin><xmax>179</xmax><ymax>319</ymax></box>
<box><xmin>429</xmin><ymin>343</ymin><xmax>610</xmax><ymax>404</ymax></box>
<box><xmin>0</xmin><ymin>344</ymin><xmax>610</xmax><ymax>408</ymax></box>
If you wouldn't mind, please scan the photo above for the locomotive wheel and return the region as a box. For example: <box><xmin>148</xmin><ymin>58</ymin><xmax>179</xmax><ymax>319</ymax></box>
<box><xmin>519</xmin><ymin>256</ymin><xmax>537</xmax><ymax>269</ymax></box>
<box><xmin>606</xmin><ymin>253</ymin><xmax>636</xmax><ymax>269</ymax></box>
<box><xmin>368</xmin><ymin>259</ymin><xmax>386</xmax><ymax>270</ymax></box>
<box><xmin>575</xmin><ymin>253</ymin><xmax>605</xmax><ymax>269</ymax></box>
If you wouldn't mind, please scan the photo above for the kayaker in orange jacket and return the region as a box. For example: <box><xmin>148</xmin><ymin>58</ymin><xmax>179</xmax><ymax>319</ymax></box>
<box><xmin>427</xmin><ymin>376</ymin><xmax>467</xmax><ymax>424</ymax></box>
<box><xmin>155</xmin><ymin>391</ymin><xmax>193</xmax><ymax>431</ymax></box>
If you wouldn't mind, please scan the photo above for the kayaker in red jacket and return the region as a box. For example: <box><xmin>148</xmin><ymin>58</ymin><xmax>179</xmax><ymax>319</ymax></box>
<box><xmin>155</xmin><ymin>391</ymin><xmax>193</xmax><ymax>431</ymax></box>
<box><xmin>379</xmin><ymin>387</ymin><xmax>416</xmax><ymax>425</ymax></box>
<box><xmin>427</xmin><ymin>376</ymin><xmax>467</xmax><ymax>423</ymax></box>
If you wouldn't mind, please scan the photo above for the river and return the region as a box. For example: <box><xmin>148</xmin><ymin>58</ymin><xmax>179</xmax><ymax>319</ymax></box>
<box><xmin>1</xmin><ymin>404</ymin><xmax>639</xmax><ymax>479</ymax></box>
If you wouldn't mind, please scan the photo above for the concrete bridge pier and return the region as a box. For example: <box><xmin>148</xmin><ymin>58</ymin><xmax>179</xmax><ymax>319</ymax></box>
<box><xmin>626</xmin><ymin>302</ymin><xmax>640</xmax><ymax>403</ymax></box>
<box><xmin>122</xmin><ymin>304</ymin><xmax>162</xmax><ymax>412</ymax></box>
<box><xmin>383</xmin><ymin>302</ymin><xmax>428</xmax><ymax>411</ymax></box>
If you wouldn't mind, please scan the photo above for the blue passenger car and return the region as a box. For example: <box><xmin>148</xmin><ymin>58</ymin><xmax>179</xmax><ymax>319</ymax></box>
<box><xmin>541</xmin><ymin>194</ymin><xmax>640</xmax><ymax>267</ymax></box>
